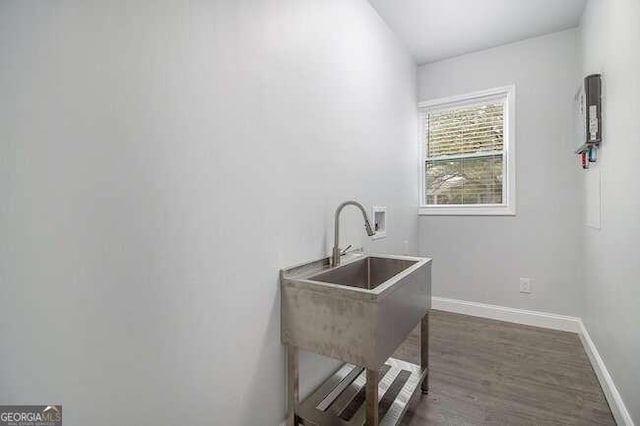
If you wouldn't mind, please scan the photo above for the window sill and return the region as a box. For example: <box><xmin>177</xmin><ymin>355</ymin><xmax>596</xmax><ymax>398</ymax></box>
<box><xmin>419</xmin><ymin>205</ymin><xmax>516</xmax><ymax>216</ymax></box>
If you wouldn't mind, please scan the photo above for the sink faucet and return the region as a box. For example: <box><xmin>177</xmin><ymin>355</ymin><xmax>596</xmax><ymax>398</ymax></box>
<box><xmin>332</xmin><ymin>200</ymin><xmax>375</xmax><ymax>266</ymax></box>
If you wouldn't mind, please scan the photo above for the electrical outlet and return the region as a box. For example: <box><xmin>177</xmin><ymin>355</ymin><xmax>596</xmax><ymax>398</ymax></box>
<box><xmin>519</xmin><ymin>278</ymin><xmax>532</xmax><ymax>294</ymax></box>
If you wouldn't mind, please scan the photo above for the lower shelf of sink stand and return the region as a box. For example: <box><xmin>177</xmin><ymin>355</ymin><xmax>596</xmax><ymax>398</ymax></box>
<box><xmin>295</xmin><ymin>357</ymin><xmax>426</xmax><ymax>426</ymax></box>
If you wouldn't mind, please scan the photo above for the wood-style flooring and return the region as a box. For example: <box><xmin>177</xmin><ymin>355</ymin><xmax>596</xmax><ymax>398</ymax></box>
<box><xmin>393</xmin><ymin>310</ymin><xmax>615</xmax><ymax>426</ymax></box>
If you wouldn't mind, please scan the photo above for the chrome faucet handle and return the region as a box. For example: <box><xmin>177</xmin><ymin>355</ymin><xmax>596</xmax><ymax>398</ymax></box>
<box><xmin>341</xmin><ymin>245</ymin><xmax>353</xmax><ymax>255</ymax></box>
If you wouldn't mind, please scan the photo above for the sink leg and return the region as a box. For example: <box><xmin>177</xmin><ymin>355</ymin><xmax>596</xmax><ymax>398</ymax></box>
<box><xmin>366</xmin><ymin>368</ymin><xmax>379</xmax><ymax>426</ymax></box>
<box><xmin>420</xmin><ymin>312</ymin><xmax>429</xmax><ymax>394</ymax></box>
<box><xmin>287</xmin><ymin>346</ymin><xmax>299</xmax><ymax>426</ymax></box>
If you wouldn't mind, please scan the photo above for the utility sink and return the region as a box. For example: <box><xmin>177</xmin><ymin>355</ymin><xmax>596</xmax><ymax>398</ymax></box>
<box><xmin>281</xmin><ymin>252</ymin><xmax>431</xmax><ymax>369</ymax></box>
<box><xmin>309</xmin><ymin>256</ymin><xmax>420</xmax><ymax>290</ymax></box>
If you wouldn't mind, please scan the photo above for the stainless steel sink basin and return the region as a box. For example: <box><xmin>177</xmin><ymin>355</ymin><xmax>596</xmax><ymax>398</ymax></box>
<box><xmin>309</xmin><ymin>256</ymin><xmax>419</xmax><ymax>290</ymax></box>
<box><xmin>281</xmin><ymin>252</ymin><xmax>431</xmax><ymax>369</ymax></box>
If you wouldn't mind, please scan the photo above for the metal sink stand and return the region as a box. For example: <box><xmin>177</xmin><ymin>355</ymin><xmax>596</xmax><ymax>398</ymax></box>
<box><xmin>286</xmin><ymin>314</ymin><xmax>429</xmax><ymax>426</ymax></box>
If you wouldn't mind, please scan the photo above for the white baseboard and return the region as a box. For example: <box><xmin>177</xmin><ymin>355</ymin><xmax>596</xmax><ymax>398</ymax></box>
<box><xmin>432</xmin><ymin>296</ymin><xmax>634</xmax><ymax>426</ymax></box>
<box><xmin>431</xmin><ymin>296</ymin><xmax>581</xmax><ymax>332</ymax></box>
<box><xmin>578</xmin><ymin>320</ymin><xmax>635</xmax><ymax>426</ymax></box>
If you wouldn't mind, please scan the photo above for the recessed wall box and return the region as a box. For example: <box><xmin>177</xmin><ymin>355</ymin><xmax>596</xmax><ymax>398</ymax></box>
<box><xmin>372</xmin><ymin>206</ymin><xmax>387</xmax><ymax>239</ymax></box>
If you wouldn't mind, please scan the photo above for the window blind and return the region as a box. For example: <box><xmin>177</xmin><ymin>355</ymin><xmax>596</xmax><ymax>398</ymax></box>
<box><xmin>425</xmin><ymin>102</ymin><xmax>505</xmax><ymax>205</ymax></box>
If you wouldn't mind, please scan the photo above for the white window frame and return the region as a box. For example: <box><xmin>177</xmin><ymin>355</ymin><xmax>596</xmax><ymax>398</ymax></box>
<box><xmin>418</xmin><ymin>85</ymin><xmax>516</xmax><ymax>216</ymax></box>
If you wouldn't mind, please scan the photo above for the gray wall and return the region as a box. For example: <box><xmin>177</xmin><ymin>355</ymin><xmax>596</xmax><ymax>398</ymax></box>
<box><xmin>580</xmin><ymin>0</ymin><xmax>640</xmax><ymax>422</ymax></box>
<box><xmin>417</xmin><ymin>29</ymin><xmax>585</xmax><ymax>316</ymax></box>
<box><xmin>0</xmin><ymin>1</ymin><xmax>418</xmax><ymax>425</ymax></box>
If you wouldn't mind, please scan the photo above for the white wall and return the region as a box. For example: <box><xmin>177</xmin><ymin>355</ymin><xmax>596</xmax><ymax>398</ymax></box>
<box><xmin>580</xmin><ymin>0</ymin><xmax>640</xmax><ymax>422</ymax></box>
<box><xmin>0</xmin><ymin>1</ymin><xmax>418</xmax><ymax>425</ymax></box>
<box><xmin>417</xmin><ymin>30</ymin><xmax>584</xmax><ymax>316</ymax></box>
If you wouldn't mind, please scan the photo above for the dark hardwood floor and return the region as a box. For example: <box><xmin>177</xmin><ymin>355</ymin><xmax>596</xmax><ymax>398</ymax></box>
<box><xmin>394</xmin><ymin>310</ymin><xmax>615</xmax><ymax>426</ymax></box>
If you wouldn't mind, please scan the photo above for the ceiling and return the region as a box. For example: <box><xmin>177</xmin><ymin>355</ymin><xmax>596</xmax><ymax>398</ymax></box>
<box><xmin>368</xmin><ymin>0</ymin><xmax>587</xmax><ymax>64</ymax></box>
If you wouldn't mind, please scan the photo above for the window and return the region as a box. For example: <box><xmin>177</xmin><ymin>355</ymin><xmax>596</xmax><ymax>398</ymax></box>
<box><xmin>419</xmin><ymin>85</ymin><xmax>516</xmax><ymax>215</ymax></box>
